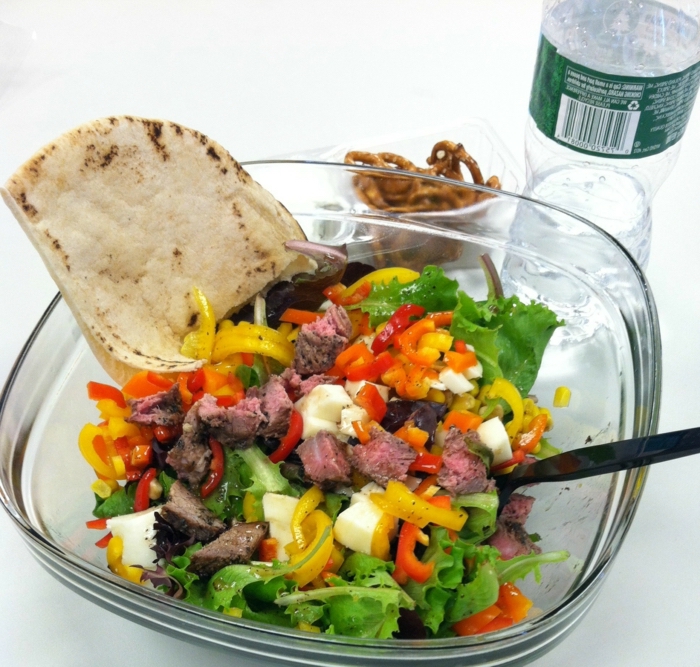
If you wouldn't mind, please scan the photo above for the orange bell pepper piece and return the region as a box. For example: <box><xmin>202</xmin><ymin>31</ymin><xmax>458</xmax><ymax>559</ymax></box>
<box><xmin>452</xmin><ymin>604</ymin><xmax>503</xmax><ymax>636</ymax></box>
<box><xmin>443</xmin><ymin>410</ymin><xmax>483</xmax><ymax>433</ymax></box>
<box><xmin>280</xmin><ymin>308</ymin><xmax>323</xmax><ymax>326</ymax></box>
<box><xmin>512</xmin><ymin>413</ymin><xmax>548</xmax><ymax>454</ymax></box>
<box><xmin>122</xmin><ymin>371</ymin><xmax>172</xmax><ymax>399</ymax></box>
<box><xmin>497</xmin><ymin>582</ymin><xmax>533</xmax><ymax>622</ymax></box>
<box><xmin>398</xmin><ymin>319</ymin><xmax>440</xmax><ymax>366</ymax></box>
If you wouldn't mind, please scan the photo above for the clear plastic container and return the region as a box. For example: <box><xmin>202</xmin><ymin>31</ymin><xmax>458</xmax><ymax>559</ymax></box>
<box><xmin>525</xmin><ymin>0</ymin><xmax>700</xmax><ymax>268</ymax></box>
<box><xmin>272</xmin><ymin>118</ymin><xmax>524</xmax><ymax>195</ymax></box>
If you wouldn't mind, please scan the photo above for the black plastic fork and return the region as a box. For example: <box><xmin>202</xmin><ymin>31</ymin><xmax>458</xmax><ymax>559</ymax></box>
<box><xmin>495</xmin><ymin>427</ymin><xmax>700</xmax><ymax>512</ymax></box>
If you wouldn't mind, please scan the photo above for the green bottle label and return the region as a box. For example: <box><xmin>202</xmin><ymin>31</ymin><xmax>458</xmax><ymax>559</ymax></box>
<box><xmin>529</xmin><ymin>34</ymin><xmax>700</xmax><ymax>158</ymax></box>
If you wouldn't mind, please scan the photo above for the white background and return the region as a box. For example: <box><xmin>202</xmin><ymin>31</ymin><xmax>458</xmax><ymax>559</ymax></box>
<box><xmin>1</xmin><ymin>2</ymin><xmax>700</xmax><ymax>666</ymax></box>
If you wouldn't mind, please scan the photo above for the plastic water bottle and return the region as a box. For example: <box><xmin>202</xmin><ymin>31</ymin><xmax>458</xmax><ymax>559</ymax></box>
<box><xmin>525</xmin><ymin>0</ymin><xmax>700</xmax><ymax>268</ymax></box>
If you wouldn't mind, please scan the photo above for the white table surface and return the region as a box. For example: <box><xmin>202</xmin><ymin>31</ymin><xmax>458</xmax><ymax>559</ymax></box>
<box><xmin>1</xmin><ymin>2</ymin><xmax>699</xmax><ymax>665</ymax></box>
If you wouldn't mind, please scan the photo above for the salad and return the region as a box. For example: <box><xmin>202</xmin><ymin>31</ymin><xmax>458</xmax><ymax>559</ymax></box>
<box><xmin>80</xmin><ymin>253</ymin><xmax>569</xmax><ymax>640</ymax></box>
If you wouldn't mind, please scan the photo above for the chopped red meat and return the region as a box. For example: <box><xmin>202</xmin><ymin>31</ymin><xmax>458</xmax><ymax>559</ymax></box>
<box><xmin>258</xmin><ymin>376</ymin><xmax>293</xmax><ymax>438</ymax></box>
<box><xmin>351</xmin><ymin>427</ymin><xmax>417</xmax><ymax>487</ymax></box>
<box><xmin>126</xmin><ymin>384</ymin><xmax>184</xmax><ymax>426</ymax></box>
<box><xmin>293</xmin><ymin>304</ymin><xmax>352</xmax><ymax>375</ymax></box>
<box><xmin>297</xmin><ymin>430</ymin><xmax>352</xmax><ymax>489</ymax></box>
<box><xmin>437</xmin><ymin>427</ymin><xmax>495</xmax><ymax>496</ymax></box>
<box><xmin>487</xmin><ymin>493</ymin><xmax>540</xmax><ymax>560</ymax></box>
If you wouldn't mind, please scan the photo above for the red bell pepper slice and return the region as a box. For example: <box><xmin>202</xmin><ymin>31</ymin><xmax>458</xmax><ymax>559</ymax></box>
<box><xmin>187</xmin><ymin>368</ymin><xmax>205</xmax><ymax>393</ymax></box>
<box><xmin>86</xmin><ymin>518</ymin><xmax>108</xmax><ymax>530</ymax></box>
<box><xmin>491</xmin><ymin>448</ymin><xmax>526</xmax><ymax>472</ymax></box>
<box><xmin>269</xmin><ymin>409</ymin><xmax>304</xmax><ymax>463</ymax></box>
<box><xmin>153</xmin><ymin>424</ymin><xmax>181</xmax><ymax>443</ymax></box>
<box><xmin>95</xmin><ymin>532</ymin><xmax>113</xmax><ymax>549</ymax></box>
<box><xmin>344</xmin><ymin>351</ymin><xmax>395</xmax><ymax>382</ymax></box>
<box><xmin>87</xmin><ymin>381</ymin><xmax>127</xmax><ymax>409</ymax></box>
<box><xmin>408</xmin><ymin>451</ymin><xmax>444</xmax><ymax>474</ymax></box>
<box><xmin>371</xmin><ymin>304</ymin><xmax>426</xmax><ymax>354</ymax></box>
<box><xmin>392</xmin><ymin>521</ymin><xmax>435</xmax><ymax>585</ymax></box>
<box><xmin>354</xmin><ymin>383</ymin><xmax>387</xmax><ymax>423</ymax></box>
<box><xmin>454</xmin><ymin>339</ymin><xmax>468</xmax><ymax>354</ymax></box>
<box><xmin>201</xmin><ymin>439</ymin><xmax>225</xmax><ymax>498</ymax></box>
<box><xmin>133</xmin><ymin>467</ymin><xmax>157</xmax><ymax>513</ymax></box>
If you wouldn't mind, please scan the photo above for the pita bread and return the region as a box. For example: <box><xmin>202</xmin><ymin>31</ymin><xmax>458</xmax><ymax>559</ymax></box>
<box><xmin>2</xmin><ymin>116</ymin><xmax>314</xmax><ymax>384</ymax></box>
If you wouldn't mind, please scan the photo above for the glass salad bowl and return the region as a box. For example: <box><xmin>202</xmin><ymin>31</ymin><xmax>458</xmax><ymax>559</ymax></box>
<box><xmin>0</xmin><ymin>161</ymin><xmax>660</xmax><ymax>667</ymax></box>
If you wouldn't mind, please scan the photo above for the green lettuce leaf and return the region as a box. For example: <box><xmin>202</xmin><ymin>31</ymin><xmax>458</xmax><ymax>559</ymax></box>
<box><xmin>453</xmin><ymin>492</ymin><xmax>499</xmax><ymax>544</ymax></box>
<box><xmin>359</xmin><ymin>266</ymin><xmax>459</xmax><ymax>326</ymax></box>
<box><xmin>450</xmin><ymin>291</ymin><xmax>563</xmax><ymax>396</ymax></box>
<box><xmin>92</xmin><ymin>483</ymin><xmax>136</xmax><ymax>518</ymax></box>
<box><xmin>275</xmin><ymin>586</ymin><xmax>414</xmax><ymax>639</ymax></box>
<box><xmin>445</xmin><ymin>560</ymin><xmax>500</xmax><ymax>623</ymax></box>
<box><xmin>339</xmin><ymin>552</ymin><xmax>399</xmax><ymax>589</ymax></box>
<box><xmin>495</xmin><ymin>550</ymin><xmax>570</xmax><ymax>585</ymax></box>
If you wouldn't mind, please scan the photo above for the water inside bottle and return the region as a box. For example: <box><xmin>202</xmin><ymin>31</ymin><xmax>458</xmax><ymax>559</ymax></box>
<box><xmin>528</xmin><ymin>164</ymin><xmax>651</xmax><ymax>266</ymax></box>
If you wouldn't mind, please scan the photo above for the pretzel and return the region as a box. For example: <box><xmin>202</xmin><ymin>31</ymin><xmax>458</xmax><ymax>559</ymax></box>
<box><xmin>344</xmin><ymin>141</ymin><xmax>501</xmax><ymax>213</ymax></box>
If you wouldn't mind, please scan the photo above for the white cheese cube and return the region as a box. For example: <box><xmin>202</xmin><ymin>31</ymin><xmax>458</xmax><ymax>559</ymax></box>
<box><xmin>350</xmin><ymin>482</ymin><xmax>385</xmax><ymax>504</ymax></box>
<box><xmin>344</xmin><ymin>380</ymin><xmax>390</xmax><ymax>402</ymax></box>
<box><xmin>295</xmin><ymin>385</ymin><xmax>353</xmax><ymax>437</ymax></box>
<box><xmin>334</xmin><ymin>497</ymin><xmax>385</xmax><ymax>556</ymax></box>
<box><xmin>106</xmin><ymin>507</ymin><xmax>159</xmax><ymax>570</ymax></box>
<box><xmin>465</xmin><ymin>359</ymin><xmax>483</xmax><ymax>380</ymax></box>
<box><xmin>262</xmin><ymin>493</ymin><xmax>299</xmax><ymax>561</ymax></box>
<box><xmin>476</xmin><ymin>417</ymin><xmax>513</xmax><ymax>466</ymax></box>
<box><xmin>339</xmin><ymin>404</ymin><xmax>370</xmax><ymax>436</ymax></box>
<box><xmin>438</xmin><ymin>368</ymin><xmax>475</xmax><ymax>395</ymax></box>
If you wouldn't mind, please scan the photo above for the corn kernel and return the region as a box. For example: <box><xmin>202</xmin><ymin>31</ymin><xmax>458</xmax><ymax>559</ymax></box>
<box><xmin>298</xmin><ymin>622</ymin><xmax>321</xmax><ymax>633</ymax></box>
<box><xmin>553</xmin><ymin>386</ymin><xmax>571</xmax><ymax>408</ymax></box>
<box><xmin>477</xmin><ymin>384</ymin><xmax>492</xmax><ymax>402</ymax></box>
<box><xmin>427</xmin><ymin>388</ymin><xmax>446</xmax><ymax>404</ymax></box>
<box><xmin>450</xmin><ymin>393</ymin><xmax>478</xmax><ymax>413</ymax></box>
<box><xmin>91</xmin><ymin>479</ymin><xmax>113</xmax><ymax>499</ymax></box>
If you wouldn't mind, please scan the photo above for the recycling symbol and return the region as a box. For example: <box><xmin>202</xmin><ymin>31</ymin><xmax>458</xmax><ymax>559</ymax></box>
<box><xmin>628</xmin><ymin>101</ymin><xmax>640</xmax><ymax>111</ymax></box>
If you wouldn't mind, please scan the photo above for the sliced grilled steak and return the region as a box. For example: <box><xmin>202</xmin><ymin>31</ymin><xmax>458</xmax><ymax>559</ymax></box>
<box><xmin>293</xmin><ymin>304</ymin><xmax>352</xmax><ymax>375</ymax></box>
<box><xmin>487</xmin><ymin>493</ymin><xmax>540</xmax><ymax>560</ymax></box>
<box><xmin>188</xmin><ymin>521</ymin><xmax>269</xmax><ymax>577</ymax></box>
<box><xmin>281</xmin><ymin>367</ymin><xmax>336</xmax><ymax>398</ymax></box>
<box><xmin>297</xmin><ymin>430</ymin><xmax>352</xmax><ymax>489</ymax></box>
<box><xmin>126</xmin><ymin>384</ymin><xmax>184</xmax><ymax>426</ymax></box>
<box><xmin>351</xmin><ymin>427</ymin><xmax>417</xmax><ymax>487</ymax></box>
<box><xmin>258</xmin><ymin>376</ymin><xmax>293</xmax><ymax>438</ymax></box>
<box><xmin>500</xmin><ymin>493</ymin><xmax>535</xmax><ymax>524</ymax></box>
<box><xmin>197</xmin><ymin>392</ymin><xmax>266</xmax><ymax>447</ymax></box>
<box><xmin>166</xmin><ymin>401</ymin><xmax>211</xmax><ymax>486</ymax></box>
<box><xmin>438</xmin><ymin>427</ymin><xmax>495</xmax><ymax>496</ymax></box>
<box><xmin>158</xmin><ymin>481</ymin><xmax>226</xmax><ymax>543</ymax></box>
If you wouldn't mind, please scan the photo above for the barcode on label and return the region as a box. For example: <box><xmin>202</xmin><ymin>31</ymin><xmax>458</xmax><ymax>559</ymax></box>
<box><xmin>554</xmin><ymin>94</ymin><xmax>641</xmax><ymax>155</ymax></box>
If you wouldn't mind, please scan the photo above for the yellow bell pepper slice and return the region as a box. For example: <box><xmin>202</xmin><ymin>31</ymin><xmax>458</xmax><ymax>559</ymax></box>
<box><xmin>340</xmin><ymin>267</ymin><xmax>420</xmax><ymax>299</ymax></box>
<box><xmin>79</xmin><ymin>424</ymin><xmax>118</xmax><ymax>480</ymax></box>
<box><xmin>287</xmin><ymin>510</ymin><xmax>334</xmax><ymax>588</ymax></box>
<box><xmin>90</xmin><ymin>479</ymin><xmax>114</xmax><ymax>499</ymax></box>
<box><xmin>243</xmin><ymin>491</ymin><xmax>263</xmax><ymax>522</ymax></box>
<box><xmin>212</xmin><ymin>322</ymin><xmax>295</xmax><ymax>367</ymax></box>
<box><xmin>181</xmin><ymin>286</ymin><xmax>216</xmax><ymax>361</ymax></box>
<box><xmin>486</xmin><ymin>377</ymin><xmax>524</xmax><ymax>440</ymax></box>
<box><xmin>291</xmin><ymin>485</ymin><xmax>325</xmax><ymax>550</ymax></box>
<box><xmin>96</xmin><ymin>399</ymin><xmax>131</xmax><ymax>420</ymax></box>
<box><xmin>370</xmin><ymin>480</ymin><xmax>467</xmax><ymax>531</ymax></box>
<box><xmin>106</xmin><ymin>536</ymin><xmax>144</xmax><ymax>584</ymax></box>
<box><xmin>107</xmin><ymin>417</ymin><xmax>140</xmax><ymax>440</ymax></box>
<box><xmin>371</xmin><ymin>513</ymin><xmax>395</xmax><ymax>561</ymax></box>
<box><xmin>418</xmin><ymin>332</ymin><xmax>454</xmax><ymax>352</ymax></box>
